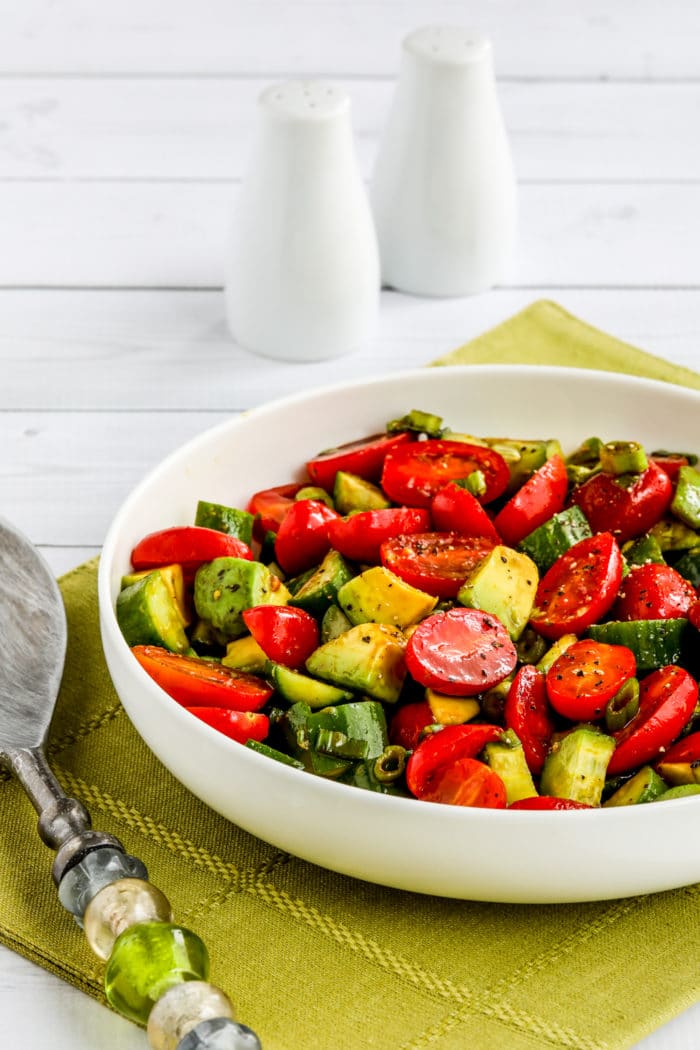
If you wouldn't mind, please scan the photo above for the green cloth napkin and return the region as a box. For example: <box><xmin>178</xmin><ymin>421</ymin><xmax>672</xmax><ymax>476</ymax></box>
<box><xmin>1</xmin><ymin>300</ymin><xmax>699</xmax><ymax>1050</ymax></box>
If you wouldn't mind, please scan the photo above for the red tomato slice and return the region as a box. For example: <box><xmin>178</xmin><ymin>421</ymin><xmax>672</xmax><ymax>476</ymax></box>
<box><xmin>380</xmin><ymin>532</ymin><xmax>495</xmax><ymax>598</ymax></box>
<box><xmin>388</xmin><ymin>701</ymin><xmax>436</xmax><ymax>750</ymax></box>
<box><xmin>246</xmin><ymin>483</ymin><xmax>304</xmax><ymax>536</ymax></box>
<box><xmin>274</xmin><ymin>499</ymin><xmax>340</xmax><ymax>576</ymax></box>
<box><xmin>406</xmin><ymin>723</ymin><xmax>507</xmax><ymax>806</ymax></box>
<box><xmin>305</xmin><ymin>431</ymin><xmax>412</xmax><ymax>491</ymax></box>
<box><xmin>503</xmin><ymin>665</ymin><xmax>555</xmax><ymax>775</ymax></box>
<box><xmin>569</xmin><ymin>460</ymin><xmax>672</xmax><ymax>543</ymax></box>
<box><xmin>545</xmin><ymin>640</ymin><xmax>636</xmax><ymax>721</ymax></box>
<box><xmin>650</xmin><ymin>455</ymin><xmax>689</xmax><ymax>482</ymax></box>
<box><xmin>242</xmin><ymin>605</ymin><xmax>319</xmax><ymax>670</ymax></box>
<box><xmin>612</xmin><ymin>563</ymin><xmax>697</xmax><ymax>621</ymax></box>
<box><xmin>529</xmin><ymin>532</ymin><xmax>623</xmax><ymax>640</ymax></box>
<box><xmin>131</xmin><ymin>526</ymin><xmax>253</xmax><ymax>573</ymax></box>
<box><xmin>658</xmin><ymin>730</ymin><xmax>700</xmax><ymax>766</ymax></box>
<box><xmin>430</xmin><ymin>482</ymin><xmax>501</xmax><ymax>542</ymax></box>
<box><xmin>406</xmin><ymin>608</ymin><xmax>517</xmax><ymax>696</ymax></box>
<box><xmin>415</xmin><ymin>757</ymin><xmax>507</xmax><ymax>808</ymax></box>
<box><xmin>606</xmin><ymin>665</ymin><xmax>699</xmax><ymax>775</ymax></box>
<box><xmin>132</xmin><ymin>645</ymin><xmax>273</xmax><ymax>711</ymax></box>
<box><xmin>508</xmin><ymin>796</ymin><xmax>593</xmax><ymax>811</ymax></box>
<box><xmin>185</xmin><ymin>707</ymin><xmax>269</xmax><ymax>744</ymax></box>
<box><xmin>493</xmin><ymin>454</ymin><xmax>568</xmax><ymax>547</ymax></box>
<box><xmin>381</xmin><ymin>440</ymin><xmax>510</xmax><ymax>508</ymax></box>
<box><xmin>326</xmin><ymin>507</ymin><xmax>431</xmax><ymax>564</ymax></box>
<box><xmin>690</xmin><ymin>600</ymin><xmax>700</xmax><ymax>631</ymax></box>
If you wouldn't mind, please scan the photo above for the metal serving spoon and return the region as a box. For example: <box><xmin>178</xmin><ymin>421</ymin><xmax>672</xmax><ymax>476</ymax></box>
<box><xmin>0</xmin><ymin>517</ymin><xmax>261</xmax><ymax>1050</ymax></box>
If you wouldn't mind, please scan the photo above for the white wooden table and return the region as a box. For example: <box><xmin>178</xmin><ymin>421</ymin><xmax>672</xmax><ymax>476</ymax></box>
<box><xmin>1</xmin><ymin>2</ymin><xmax>699</xmax><ymax>1046</ymax></box>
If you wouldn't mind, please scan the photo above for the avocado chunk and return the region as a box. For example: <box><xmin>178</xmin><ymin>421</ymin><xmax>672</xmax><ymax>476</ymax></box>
<box><xmin>194</xmin><ymin>557</ymin><xmax>290</xmax><ymax>639</ymax></box>
<box><xmin>338</xmin><ymin>566</ymin><xmax>437</xmax><ymax>629</ymax></box>
<box><xmin>333</xmin><ymin>471</ymin><xmax>391</xmax><ymax>514</ymax></box>
<box><xmin>482</xmin><ymin>729</ymin><xmax>538</xmax><ymax>805</ymax></box>
<box><xmin>457</xmin><ymin>545</ymin><xmax>538</xmax><ymax>640</ymax></box>
<box><xmin>649</xmin><ymin>517</ymin><xmax>700</xmax><ymax>552</ymax></box>
<box><xmin>266</xmin><ymin>661</ymin><xmax>354</xmax><ymax>708</ymax></box>
<box><xmin>425</xmin><ymin>688</ymin><xmax>480</xmax><ymax>726</ymax></box>
<box><xmin>603</xmin><ymin>765</ymin><xmax>668</xmax><ymax>806</ymax></box>
<box><xmin>289</xmin><ymin>549</ymin><xmax>354</xmax><ymax>615</ymax></box>
<box><xmin>116</xmin><ymin>571</ymin><xmax>189</xmax><ymax>653</ymax></box>
<box><xmin>305</xmin><ymin>623</ymin><xmax>407</xmax><ymax>703</ymax></box>
<box><xmin>655</xmin><ymin>784</ymin><xmax>700</xmax><ymax>801</ymax></box>
<box><xmin>222</xmin><ymin>634</ymin><xmax>269</xmax><ymax>673</ymax></box>
<box><xmin>655</xmin><ymin>759</ymin><xmax>700</xmax><ymax>787</ymax></box>
<box><xmin>484</xmin><ymin>438</ymin><xmax>547</xmax><ymax>495</ymax></box>
<box><xmin>540</xmin><ymin>726</ymin><xmax>615</xmax><ymax>806</ymax></box>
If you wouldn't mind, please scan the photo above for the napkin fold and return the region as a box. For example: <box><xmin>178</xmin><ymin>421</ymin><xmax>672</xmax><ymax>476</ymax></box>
<box><xmin>1</xmin><ymin>300</ymin><xmax>699</xmax><ymax>1050</ymax></box>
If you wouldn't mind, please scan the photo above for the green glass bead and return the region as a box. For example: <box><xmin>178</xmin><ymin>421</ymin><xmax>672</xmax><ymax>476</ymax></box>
<box><xmin>85</xmin><ymin>878</ymin><xmax>173</xmax><ymax>960</ymax></box>
<box><xmin>147</xmin><ymin>981</ymin><xmax>234</xmax><ymax>1050</ymax></box>
<box><xmin>105</xmin><ymin>921</ymin><xmax>210</xmax><ymax>1025</ymax></box>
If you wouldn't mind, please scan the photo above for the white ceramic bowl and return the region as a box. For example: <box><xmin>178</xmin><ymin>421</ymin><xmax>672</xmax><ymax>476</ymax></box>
<box><xmin>99</xmin><ymin>365</ymin><xmax>700</xmax><ymax>903</ymax></box>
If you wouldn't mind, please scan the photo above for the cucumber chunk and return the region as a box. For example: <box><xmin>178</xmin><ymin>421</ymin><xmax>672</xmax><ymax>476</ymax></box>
<box><xmin>540</xmin><ymin>726</ymin><xmax>615</xmax><ymax>806</ymax></box>
<box><xmin>116</xmin><ymin>572</ymin><xmax>189</xmax><ymax>653</ymax></box>
<box><xmin>518</xmin><ymin>506</ymin><xmax>592</xmax><ymax>574</ymax></box>
<box><xmin>587</xmin><ymin>619</ymin><xmax>687</xmax><ymax>672</ymax></box>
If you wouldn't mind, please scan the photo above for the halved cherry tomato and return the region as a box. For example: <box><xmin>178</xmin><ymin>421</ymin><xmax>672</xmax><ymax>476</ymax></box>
<box><xmin>430</xmin><ymin>482</ymin><xmax>501</xmax><ymax>542</ymax></box>
<box><xmin>406</xmin><ymin>723</ymin><xmax>507</xmax><ymax>806</ymax></box>
<box><xmin>503</xmin><ymin>665</ymin><xmax>555</xmax><ymax>775</ymax></box>
<box><xmin>493</xmin><ymin>454</ymin><xmax>568</xmax><ymax>547</ymax></box>
<box><xmin>306</xmin><ymin>431</ymin><xmax>412</xmax><ymax>491</ymax></box>
<box><xmin>242</xmin><ymin>605</ymin><xmax>319</xmax><ymax>670</ymax></box>
<box><xmin>529</xmin><ymin>532</ymin><xmax>623</xmax><ymax>640</ymax></box>
<box><xmin>388</xmin><ymin>701</ymin><xmax>435</xmax><ymax>751</ymax></box>
<box><xmin>185</xmin><ymin>707</ymin><xmax>269</xmax><ymax>744</ymax></box>
<box><xmin>405</xmin><ymin>608</ymin><xmax>517</xmax><ymax>696</ymax></box>
<box><xmin>606</xmin><ymin>665</ymin><xmax>699</xmax><ymax>775</ymax></box>
<box><xmin>657</xmin><ymin>730</ymin><xmax>700</xmax><ymax>766</ymax></box>
<box><xmin>326</xmin><ymin>507</ymin><xmax>431</xmax><ymax>564</ymax></box>
<box><xmin>246</xmin><ymin>483</ymin><xmax>304</xmax><ymax>536</ymax></box>
<box><xmin>274</xmin><ymin>499</ymin><xmax>340</xmax><ymax>576</ymax></box>
<box><xmin>569</xmin><ymin>460</ymin><xmax>672</xmax><ymax>543</ymax></box>
<box><xmin>612</xmin><ymin>563</ymin><xmax>697</xmax><ymax>621</ymax></box>
<box><xmin>381</xmin><ymin>440</ymin><xmax>510</xmax><ymax>508</ymax></box>
<box><xmin>132</xmin><ymin>645</ymin><xmax>273</xmax><ymax>710</ymax></box>
<box><xmin>690</xmin><ymin>600</ymin><xmax>700</xmax><ymax>631</ymax></box>
<box><xmin>508</xmin><ymin>796</ymin><xmax>592</xmax><ymax>810</ymax></box>
<box><xmin>651</xmin><ymin>454</ymin><xmax>689</xmax><ymax>482</ymax></box>
<box><xmin>131</xmin><ymin>526</ymin><xmax>253</xmax><ymax>574</ymax></box>
<box><xmin>380</xmin><ymin>532</ymin><xmax>495</xmax><ymax>598</ymax></box>
<box><xmin>545</xmin><ymin>640</ymin><xmax>636</xmax><ymax>721</ymax></box>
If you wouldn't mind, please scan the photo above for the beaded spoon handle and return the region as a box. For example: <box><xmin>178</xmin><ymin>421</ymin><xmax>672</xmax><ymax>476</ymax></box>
<box><xmin>0</xmin><ymin>518</ymin><xmax>262</xmax><ymax>1050</ymax></box>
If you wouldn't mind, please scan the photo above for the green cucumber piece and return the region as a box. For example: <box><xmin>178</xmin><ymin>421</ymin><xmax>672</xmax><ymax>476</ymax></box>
<box><xmin>587</xmin><ymin>618</ymin><xmax>687</xmax><ymax>672</ymax></box>
<box><xmin>673</xmin><ymin>547</ymin><xmax>700</xmax><ymax>587</ymax></box>
<box><xmin>289</xmin><ymin>549</ymin><xmax>354</xmax><ymax>614</ymax></box>
<box><xmin>278</xmin><ymin>702</ymin><xmax>352</xmax><ymax>778</ymax></box>
<box><xmin>307</xmin><ymin>700</ymin><xmax>388</xmax><ymax>761</ymax></box>
<box><xmin>386</xmin><ymin>409</ymin><xmax>444</xmax><ymax>438</ymax></box>
<box><xmin>116</xmin><ymin>572</ymin><xmax>189</xmax><ymax>652</ymax></box>
<box><xmin>655</xmin><ymin>784</ymin><xmax>700</xmax><ymax>802</ymax></box>
<box><xmin>671</xmin><ymin>465</ymin><xmax>700</xmax><ymax>528</ymax></box>
<box><xmin>245</xmin><ymin>740</ymin><xmax>305</xmax><ymax>770</ymax></box>
<box><xmin>622</xmin><ymin>534</ymin><xmax>666</xmax><ymax>567</ymax></box>
<box><xmin>195</xmin><ymin>500</ymin><xmax>254</xmax><ymax>545</ymax></box>
<box><xmin>518</xmin><ymin>506</ymin><xmax>592</xmax><ymax>573</ymax></box>
<box><xmin>603</xmin><ymin>766</ymin><xmax>667</xmax><ymax>806</ymax></box>
<box><xmin>194</xmin><ymin>557</ymin><xmax>290</xmax><ymax>639</ymax></box>
<box><xmin>266</xmin><ymin>661</ymin><xmax>354</xmax><ymax>708</ymax></box>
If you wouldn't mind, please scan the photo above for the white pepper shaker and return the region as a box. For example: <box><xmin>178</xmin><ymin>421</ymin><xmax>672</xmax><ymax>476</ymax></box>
<box><xmin>371</xmin><ymin>26</ymin><xmax>517</xmax><ymax>297</ymax></box>
<box><xmin>224</xmin><ymin>80</ymin><xmax>380</xmax><ymax>361</ymax></box>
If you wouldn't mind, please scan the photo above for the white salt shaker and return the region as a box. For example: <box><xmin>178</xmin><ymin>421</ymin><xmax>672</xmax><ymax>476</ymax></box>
<box><xmin>224</xmin><ymin>80</ymin><xmax>380</xmax><ymax>362</ymax></box>
<box><xmin>370</xmin><ymin>26</ymin><xmax>517</xmax><ymax>297</ymax></box>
